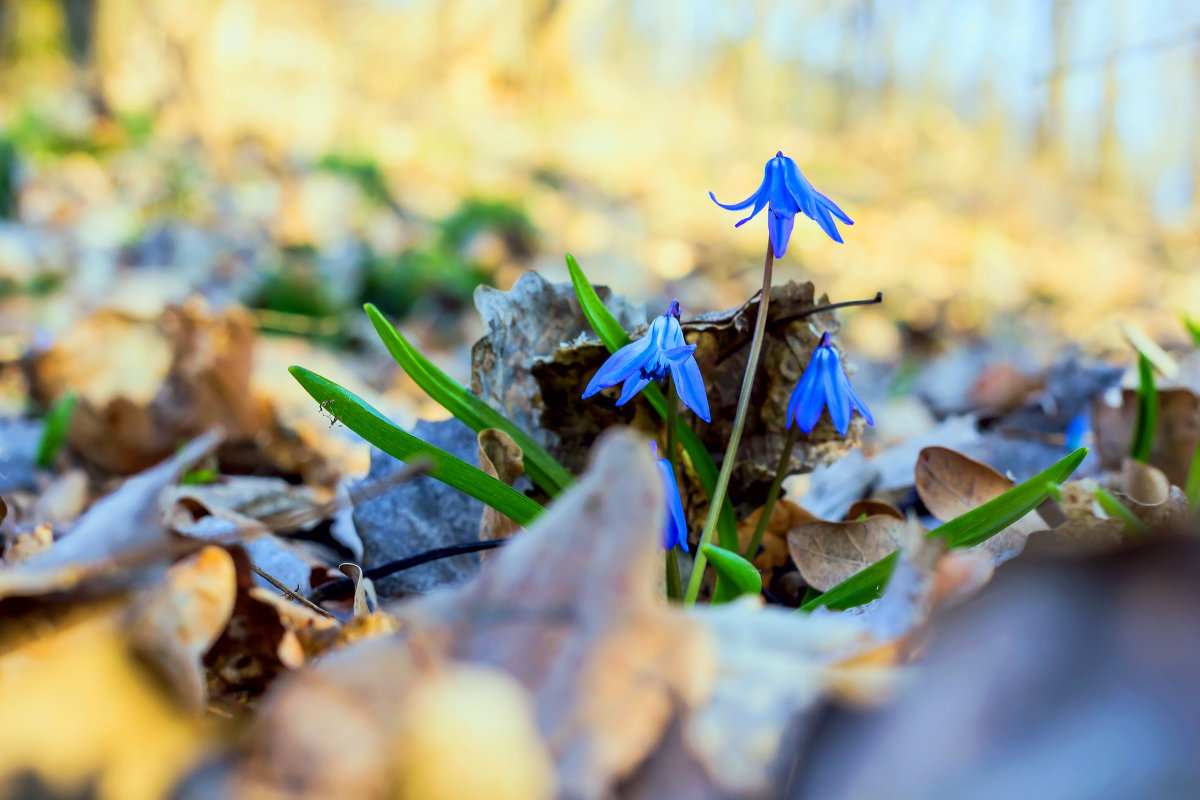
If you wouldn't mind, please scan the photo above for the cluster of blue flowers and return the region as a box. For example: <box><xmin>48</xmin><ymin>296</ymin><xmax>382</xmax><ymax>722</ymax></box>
<box><xmin>583</xmin><ymin>152</ymin><xmax>872</xmax><ymax>553</ymax></box>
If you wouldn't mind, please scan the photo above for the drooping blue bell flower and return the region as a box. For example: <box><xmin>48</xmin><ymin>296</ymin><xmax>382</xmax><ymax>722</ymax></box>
<box><xmin>583</xmin><ymin>300</ymin><xmax>711</xmax><ymax>423</ymax></box>
<box><xmin>710</xmin><ymin>151</ymin><xmax>853</xmax><ymax>256</ymax></box>
<box><xmin>786</xmin><ymin>331</ymin><xmax>873</xmax><ymax>436</ymax></box>
<box><xmin>1064</xmin><ymin>409</ymin><xmax>1090</xmax><ymax>452</ymax></box>
<box><xmin>651</xmin><ymin>441</ymin><xmax>689</xmax><ymax>552</ymax></box>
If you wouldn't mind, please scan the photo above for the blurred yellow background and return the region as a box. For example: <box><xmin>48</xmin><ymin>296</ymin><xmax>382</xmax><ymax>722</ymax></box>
<box><xmin>1</xmin><ymin>0</ymin><xmax>1198</xmax><ymax>363</ymax></box>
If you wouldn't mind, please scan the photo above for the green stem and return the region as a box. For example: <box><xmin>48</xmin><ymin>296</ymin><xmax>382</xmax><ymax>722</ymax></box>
<box><xmin>683</xmin><ymin>238</ymin><xmax>774</xmax><ymax>605</ymax></box>
<box><xmin>665</xmin><ymin>377</ymin><xmax>682</xmax><ymax>601</ymax></box>
<box><xmin>744</xmin><ymin>425</ymin><xmax>797</xmax><ymax>560</ymax></box>
<box><xmin>666</xmin><ymin>549</ymin><xmax>682</xmax><ymax>600</ymax></box>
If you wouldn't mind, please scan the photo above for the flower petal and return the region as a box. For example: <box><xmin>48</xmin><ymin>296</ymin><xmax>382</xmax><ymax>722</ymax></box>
<box><xmin>664</xmin><ymin>344</ymin><xmax>697</xmax><ymax>361</ymax></box>
<box><xmin>843</xmin><ymin>373</ymin><xmax>874</xmax><ymax>426</ymax></box>
<box><xmin>820</xmin><ymin>354</ymin><xmax>851</xmax><ymax>435</ymax></box>
<box><xmin>709</xmin><ymin>160</ymin><xmax>771</xmax><ymax>213</ymax></box>
<box><xmin>656</xmin><ymin>458</ymin><xmax>689</xmax><ymax>551</ymax></box>
<box><xmin>582</xmin><ymin>334</ymin><xmax>655</xmax><ymax>398</ymax></box>
<box><xmin>815</xmin><ymin>191</ymin><xmax>853</xmax><ymax>225</ymax></box>
<box><xmin>670</xmin><ymin>356</ymin><xmax>711</xmax><ymax>423</ymax></box>
<box><xmin>615</xmin><ymin>374</ymin><xmax>652</xmax><ymax>406</ymax></box>
<box><xmin>809</xmin><ymin>203</ymin><xmax>845</xmax><ymax>245</ymax></box>
<box><xmin>792</xmin><ymin>355</ymin><xmax>828</xmax><ymax>432</ymax></box>
<box><xmin>768</xmin><ymin>211</ymin><xmax>795</xmax><ymax>258</ymax></box>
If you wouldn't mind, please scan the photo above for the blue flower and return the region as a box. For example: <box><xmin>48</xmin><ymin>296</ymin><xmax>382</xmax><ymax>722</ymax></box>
<box><xmin>583</xmin><ymin>300</ymin><xmax>711</xmax><ymax>423</ymax></box>
<box><xmin>710</xmin><ymin>151</ymin><xmax>853</xmax><ymax>256</ymax></box>
<box><xmin>786</xmin><ymin>331</ymin><xmax>873</xmax><ymax>436</ymax></box>
<box><xmin>651</xmin><ymin>441</ymin><xmax>689</xmax><ymax>552</ymax></box>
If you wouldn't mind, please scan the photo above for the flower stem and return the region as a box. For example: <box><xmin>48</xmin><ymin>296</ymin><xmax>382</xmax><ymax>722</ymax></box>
<box><xmin>743</xmin><ymin>425</ymin><xmax>798</xmax><ymax>560</ymax></box>
<box><xmin>666</xmin><ymin>377</ymin><xmax>682</xmax><ymax>601</ymax></box>
<box><xmin>683</xmin><ymin>239</ymin><xmax>774</xmax><ymax>605</ymax></box>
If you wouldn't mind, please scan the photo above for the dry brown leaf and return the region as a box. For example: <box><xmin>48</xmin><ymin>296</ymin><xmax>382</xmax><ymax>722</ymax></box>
<box><xmin>914</xmin><ymin>446</ymin><xmax>1045</xmax><ymax>561</ymax></box>
<box><xmin>0</xmin><ymin>613</ymin><xmax>210</xmax><ymax>800</ymax></box>
<box><xmin>125</xmin><ymin>545</ymin><xmax>237</xmax><ymax>711</ymax></box>
<box><xmin>478</xmin><ymin>428</ymin><xmax>525</xmax><ymax>543</ymax></box>
<box><xmin>738</xmin><ymin>498</ymin><xmax>817</xmax><ymax>570</ymax></box>
<box><xmin>0</xmin><ymin>431</ymin><xmax>221</xmax><ymax>599</ymax></box>
<box><xmin>30</xmin><ymin>469</ymin><xmax>90</xmax><ymax>528</ymax></box>
<box><xmin>1111</xmin><ymin>459</ymin><xmax>1190</xmax><ymax>531</ymax></box>
<box><xmin>787</xmin><ymin>515</ymin><xmax>910</xmax><ymax>592</ymax></box>
<box><xmin>2</xmin><ymin>524</ymin><xmax>52</xmax><ymax>565</ymax></box>
<box><xmin>339</xmin><ymin>562</ymin><xmax>379</xmax><ymax>617</ymax></box>
<box><xmin>32</xmin><ymin>302</ymin><xmax>332</xmax><ymax>484</ymax></box>
<box><xmin>1031</xmin><ymin>478</ymin><xmax>1124</xmax><ymax>555</ymax></box>
<box><xmin>844</xmin><ymin>499</ymin><xmax>905</xmax><ymax>521</ymax></box>
<box><xmin>392</xmin><ymin>664</ymin><xmax>557</xmax><ymax>800</ymax></box>
<box><xmin>1091</xmin><ymin>388</ymin><xmax>1200</xmax><ymax>486</ymax></box>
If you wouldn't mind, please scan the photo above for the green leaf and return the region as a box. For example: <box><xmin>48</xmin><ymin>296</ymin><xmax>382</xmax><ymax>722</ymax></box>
<box><xmin>1130</xmin><ymin>352</ymin><xmax>1157</xmax><ymax>463</ymax></box>
<box><xmin>1187</xmin><ymin>439</ymin><xmax>1200</xmax><ymax>513</ymax></box>
<box><xmin>802</xmin><ymin>448</ymin><xmax>1088</xmax><ymax>612</ymax></box>
<box><xmin>1094</xmin><ymin>487</ymin><xmax>1148</xmax><ymax>535</ymax></box>
<box><xmin>290</xmin><ymin>366</ymin><xmax>543</xmax><ymax>526</ymax></box>
<box><xmin>703</xmin><ymin>544</ymin><xmax>763</xmax><ymax>604</ymax></box>
<box><xmin>364</xmin><ymin>303</ymin><xmax>573</xmax><ymax>497</ymax></box>
<box><xmin>1182</xmin><ymin>314</ymin><xmax>1200</xmax><ymax>348</ymax></box>
<box><xmin>36</xmin><ymin>391</ymin><xmax>76</xmax><ymax>469</ymax></box>
<box><xmin>566</xmin><ymin>253</ymin><xmax>739</xmax><ymax>550</ymax></box>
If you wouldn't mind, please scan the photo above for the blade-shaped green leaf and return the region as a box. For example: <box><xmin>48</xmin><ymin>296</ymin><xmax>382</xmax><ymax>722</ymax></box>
<box><xmin>566</xmin><ymin>253</ymin><xmax>738</xmax><ymax>551</ymax></box>
<box><xmin>1186</xmin><ymin>438</ymin><xmax>1200</xmax><ymax>512</ymax></box>
<box><xmin>1094</xmin><ymin>487</ymin><xmax>1147</xmax><ymax>535</ymax></box>
<box><xmin>290</xmin><ymin>366</ymin><xmax>543</xmax><ymax>526</ymax></box>
<box><xmin>1183</xmin><ymin>314</ymin><xmax>1200</xmax><ymax>348</ymax></box>
<box><xmin>801</xmin><ymin>447</ymin><xmax>1088</xmax><ymax>612</ymax></box>
<box><xmin>364</xmin><ymin>303</ymin><xmax>573</xmax><ymax>497</ymax></box>
<box><xmin>36</xmin><ymin>391</ymin><xmax>76</xmax><ymax>469</ymax></box>
<box><xmin>703</xmin><ymin>544</ymin><xmax>762</xmax><ymax>604</ymax></box>
<box><xmin>1130</xmin><ymin>352</ymin><xmax>1157</xmax><ymax>463</ymax></box>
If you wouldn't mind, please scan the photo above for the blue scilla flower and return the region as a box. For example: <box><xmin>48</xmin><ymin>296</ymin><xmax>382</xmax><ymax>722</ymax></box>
<box><xmin>651</xmin><ymin>441</ymin><xmax>689</xmax><ymax>552</ymax></box>
<box><xmin>786</xmin><ymin>331</ymin><xmax>873</xmax><ymax>436</ymax></box>
<box><xmin>583</xmin><ymin>300</ymin><xmax>711</xmax><ymax>423</ymax></box>
<box><xmin>710</xmin><ymin>151</ymin><xmax>853</xmax><ymax>256</ymax></box>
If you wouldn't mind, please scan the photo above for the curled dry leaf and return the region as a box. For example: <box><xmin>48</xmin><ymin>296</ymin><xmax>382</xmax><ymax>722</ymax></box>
<box><xmin>844</xmin><ymin>499</ymin><xmax>905</xmax><ymax>521</ymax></box>
<box><xmin>1031</xmin><ymin>478</ymin><xmax>1124</xmax><ymax>555</ymax></box>
<box><xmin>338</xmin><ymin>562</ymin><xmax>379</xmax><ymax>618</ymax></box>
<box><xmin>478</xmin><ymin>428</ymin><xmax>525</xmax><ymax>543</ymax></box>
<box><xmin>1111</xmin><ymin>459</ymin><xmax>1189</xmax><ymax>532</ymax></box>
<box><xmin>914</xmin><ymin>446</ymin><xmax>1045</xmax><ymax>561</ymax></box>
<box><xmin>788</xmin><ymin>515</ymin><xmax>910</xmax><ymax>592</ymax></box>
<box><xmin>0</xmin><ymin>613</ymin><xmax>209</xmax><ymax>800</ymax></box>
<box><xmin>738</xmin><ymin>498</ymin><xmax>818</xmax><ymax>570</ymax></box>
<box><xmin>203</xmin><ymin>547</ymin><xmax>338</xmax><ymax>711</ymax></box>
<box><xmin>1091</xmin><ymin>388</ymin><xmax>1200</xmax><ymax>487</ymax></box>
<box><xmin>470</xmin><ymin>273</ymin><xmax>858</xmax><ymax>526</ymax></box>
<box><xmin>125</xmin><ymin>545</ymin><xmax>237</xmax><ymax>711</ymax></box>
<box><xmin>0</xmin><ymin>430</ymin><xmax>221</xmax><ymax>599</ymax></box>
<box><xmin>31</xmin><ymin>302</ymin><xmax>332</xmax><ymax>484</ymax></box>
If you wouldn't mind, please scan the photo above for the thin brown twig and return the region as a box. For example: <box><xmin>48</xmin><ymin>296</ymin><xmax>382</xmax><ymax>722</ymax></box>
<box><xmin>250</xmin><ymin>564</ymin><xmax>341</xmax><ymax>621</ymax></box>
<box><xmin>716</xmin><ymin>292</ymin><xmax>883</xmax><ymax>364</ymax></box>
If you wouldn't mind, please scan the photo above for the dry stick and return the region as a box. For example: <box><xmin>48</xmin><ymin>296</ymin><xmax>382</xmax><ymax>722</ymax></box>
<box><xmin>250</xmin><ymin>563</ymin><xmax>341</xmax><ymax>621</ymax></box>
<box><xmin>665</xmin><ymin>377</ymin><xmax>682</xmax><ymax>600</ymax></box>
<box><xmin>716</xmin><ymin>292</ymin><xmax>882</xmax><ymax>365</ymax></box>
<box><xmin>683</xmin><ymin>239</ymin><xmax>775</xmax><ymax>605</ymax></box>
<box><xmin>743</xmin><ymin>425</ymin><xmax>798</xmax><ymax>560</ymax></box>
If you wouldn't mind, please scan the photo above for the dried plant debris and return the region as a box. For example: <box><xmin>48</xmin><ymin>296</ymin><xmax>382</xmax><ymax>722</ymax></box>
<box><xmin>28</xmin><ymin>302</ymin><xmax>332</xmax><ymax>484</ymax></box>
<box><xmin>471</xmin><ymin>272</ymin><xmax>859</xmax><ymax>519</ymax></box>
<box><xmin>210</xmin><ymin>431</ymin><xmax>921</xmax><ymax>800</ymax></box>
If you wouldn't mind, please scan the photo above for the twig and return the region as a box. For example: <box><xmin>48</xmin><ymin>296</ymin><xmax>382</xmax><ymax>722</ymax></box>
<box><xmin>251</xmin><ymin>564</ymin><xmax>341</xmax><ymax>621</ymax></box>
<box><xmin>716</xmin><ymin>292</ymin><xmax>883</xmax><ymax>364</ymax></box>
<box><xmin>308</xmin><ymin>539</ymin><xmax>508</xmax><ymax>604</ymax></box>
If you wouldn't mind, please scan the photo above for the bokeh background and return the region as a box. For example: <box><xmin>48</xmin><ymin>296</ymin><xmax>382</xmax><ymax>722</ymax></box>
<box><xmin>1</xmin><ymin>0</ymin><xmax>1198</xmax><ymax>440</ymax></box>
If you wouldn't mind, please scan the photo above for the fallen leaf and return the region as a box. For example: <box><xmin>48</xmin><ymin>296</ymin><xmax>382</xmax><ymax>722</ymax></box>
<box><xmin>125</xmin><ymin>545</ymin><xmax>237</xmax><ymax>711</ymax></box>
<box><xmin>0</xmin><ymin>431</ymin><xmax>221</xmax><ymax>599</ymax></box>
<box><xmin>914</xmin><ymin>446</ymin><xmax>1045</xmax><ymax>561</ymax></box>
<box><xmin>787</xmin><ymin>515</ymin><xmax>910</xmax><ymax>592</ymax></box>
<box><xmin>844</xmin><ymin>499</ymin><xmax>905</xmax><ymax>521</ymax></box>
<box><xmin>1029</xmin><ymin>478</ymin><xmax>1124</xmax><ymax>555</ymax></box>
<box><xmin>738</xmin><ymin>498</ymin><xmax>817</xmax><ymax>570</ymax></box>
<box><xmin>1111</xmin><ymin>459</ymin><xmax>1189</xmax><ymax>531</ymax></box>
<box><xmin>0</xmin><ymin>613</ymin><xmax>210</xmax><ymax>800</ymax></box>
<box><xmin>392</xmin><ymin>664</ymin><xmax>558</xmax><ymax>800</ymax></box>
<box><xmin>339</xmin><ymin>562</ymin><xmax>379</xmax><ymax>617</ymax></box>
<box><xmin>478</xmin><ymin>428</ymin><xmax>525</xmax><ymax>543</ymax></box>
